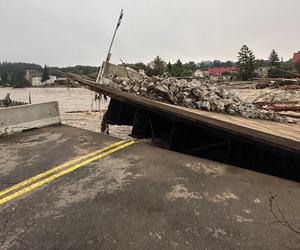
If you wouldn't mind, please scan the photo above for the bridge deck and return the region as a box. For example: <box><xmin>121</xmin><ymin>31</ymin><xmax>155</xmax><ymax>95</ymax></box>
<box><xmin>78</xmin><ymin>76</ymin><xmax>300</xmax><ymax>153</ymax></box>
<box><xmin>1</xmin><ymin>125</ymin><xmax>300</xmax><ymax>249</ymax></box>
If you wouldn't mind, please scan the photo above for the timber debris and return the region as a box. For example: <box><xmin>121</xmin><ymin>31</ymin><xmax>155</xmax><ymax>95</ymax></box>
<box><xmin>256</xmin><ymin>78</ymin><xmax>300</xmax><ymax>90</ymax></box>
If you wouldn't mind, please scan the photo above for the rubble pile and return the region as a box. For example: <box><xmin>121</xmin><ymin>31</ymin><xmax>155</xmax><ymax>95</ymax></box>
<box><xmin>256</xmin><ymin>78</ymin><xmax>300</xmax><ymax>89</ymax></box>
<box><xmin>110</xmin><ymin>77</ymin><xmax>293</xmax><ymax>123</ymax></box>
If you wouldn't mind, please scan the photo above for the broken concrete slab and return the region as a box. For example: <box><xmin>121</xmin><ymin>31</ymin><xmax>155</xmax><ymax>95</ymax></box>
<box><xmin>110</xmin><ymin>77</ymin><xmax>294</xmax><ymax>123</ymax></box>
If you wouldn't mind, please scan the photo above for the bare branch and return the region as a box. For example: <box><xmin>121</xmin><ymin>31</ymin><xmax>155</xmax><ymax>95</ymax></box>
<box><xmin>268</xmin><ymin>191</ymin><xmax>300</xmax><ymax>235</ymax></box>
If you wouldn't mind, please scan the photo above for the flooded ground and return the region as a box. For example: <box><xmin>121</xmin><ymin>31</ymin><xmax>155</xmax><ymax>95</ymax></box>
<box><xmin>1</xmin><ymin>86</ymin><xmax>299</xmax><ymax>136</ymax></box>
<box><xmin>0</xmin><ymin>87</ymin><xmax>132</xmax><ymax>139</ymax></box>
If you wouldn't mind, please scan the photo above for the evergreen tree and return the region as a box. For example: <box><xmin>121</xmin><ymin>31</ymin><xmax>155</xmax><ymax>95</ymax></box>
<box><xmin>173</xmin><ymin>59</ymin><xmax>183</xmax><ymax>77</ymax></box>
<box><xmin>151</xmin><ymin>56</ymin><xmax>165</xmax><ymax>76</ymax></box>
<box><xmin>167</xmin><ymin>62</ymin><xmax>173</xmax><ymax>75</ymax></box>
<box><xmin>247</xmin><ymin>50</ymin><xmax>255</xmax><ymax>78</ymax></box>
<box><xmin>269</xmin><ymin>49</ymin><xmax>280</xmax><ymax>66</ymax></box>
<box><xmin>237</xmin><ymin>45</ymin><xmax>256</xmax><ymax>80</ymax></box>
<box><xmin>41</xmin><ymin>65</ymin><xmax>50</xmax><ymax>82</ymax></box>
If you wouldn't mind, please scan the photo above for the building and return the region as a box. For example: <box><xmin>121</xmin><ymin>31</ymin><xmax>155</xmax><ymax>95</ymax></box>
<box><xmin>54</xmin><ymin>77</ymin><xmax>68</xmax><ymax>85</ymax></box>
<box><xmin>255</xmin><ymin>66</ymin><xmax>270</xmax><ymax>78</ymax></box>
<box><xmin>25</xmin><ymin>70</ymin><xmax>41</xmax><ymax>85</ymax></box>
<box><xmin>207</xmin><ymin>67</ymin><xmax>236</xmax><ymax>82</ymax></box>
<box><xmin>32</xmin><ymin>75</ymin><xmax>56</xmax><ymax>86</ymax></box>
<box><xmin>32</xmin><ymin>76</ymin><xmax>42</xmax><ymax>86</ymax></box>
<box><xmin>25</xmin><ymin>70</ymin><xmax>57</xmax><ymax>86</ymax></box>
<box><xmin>46</xmin><ymin>75</ymin><xmax>57</xmax><ymax>85</ymax></box>
<box><xmin>292</xmin><ymin>51</ymin><xmax>300</xmax><ymax>64</ymax></box>
<box><xmin>193</xmin><ymin>69</ymin><xmax>206</xmax><ymax>78</ymax></box>
<box><xmin>208</xmin><ymin>67</ymin><xmax>236</xmax><ymax>76</ymax></box>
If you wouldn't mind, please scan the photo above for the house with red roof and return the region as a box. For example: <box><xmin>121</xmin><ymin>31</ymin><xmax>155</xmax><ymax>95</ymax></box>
<box><xmin>292</xmin><ymin>51</ymin><xmax>300</xmax><ymax>64</ymax></box>
<box><xmin>208</xmin><ymin>67</ymin><xmax>236</xmax><ymax>76</ymax></box>
<box><xmin>206</xmin><ymin>66</ymin><xmax>237</xmax><ymax>82</ymax></box>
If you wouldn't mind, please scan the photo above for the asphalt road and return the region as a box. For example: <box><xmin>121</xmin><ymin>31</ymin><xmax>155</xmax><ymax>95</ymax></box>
<box><xmin>1</xmin><ymin>125</ymin><xmax>300</xmax><ymax>249</ymax></box>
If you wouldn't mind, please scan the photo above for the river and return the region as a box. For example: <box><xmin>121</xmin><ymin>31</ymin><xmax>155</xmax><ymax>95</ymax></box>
<box><xmin>0</xmin><ymin>87</ymin><xmax>132</xmax><ymax>139</ymax></box>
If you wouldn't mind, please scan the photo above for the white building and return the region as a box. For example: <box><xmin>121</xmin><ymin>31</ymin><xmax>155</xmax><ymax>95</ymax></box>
<box><xmin>193</xmin><ymin>69</ymin><xmax>206</xmax><ymax>78</ymax></box>
<box><xmin>31</xmin><ymin>75</ymin><xmax>57</xmax><ymax>86</ymax></box>
<box><xmin>32</xmin><ymin>76</ymin><xmax>42</xmax><ymax>86</ymax></box>
<box><xmin>46</xmin><ymin>75</ymin><xmax>57</xmax><ymax>84</ymax></box>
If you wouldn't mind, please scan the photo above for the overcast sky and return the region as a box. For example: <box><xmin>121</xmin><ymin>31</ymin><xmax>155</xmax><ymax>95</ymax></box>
<box><xmin>0</xmin><ymin>0</ymin><xmax>299</xmax><ymax>67</ymax></box>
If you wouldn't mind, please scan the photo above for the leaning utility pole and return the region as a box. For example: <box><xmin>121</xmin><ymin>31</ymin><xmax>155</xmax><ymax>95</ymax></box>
<box><xmin>96</xmin><ymin>9</ymin><xmax>124</xmax><ymax>84</ymax></box>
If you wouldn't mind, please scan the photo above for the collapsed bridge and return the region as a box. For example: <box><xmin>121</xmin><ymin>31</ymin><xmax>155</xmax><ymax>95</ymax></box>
<box><xmin>68</xmin><ymin>71</ymin><xmax>300</xmax><ymax>181</ymax></box>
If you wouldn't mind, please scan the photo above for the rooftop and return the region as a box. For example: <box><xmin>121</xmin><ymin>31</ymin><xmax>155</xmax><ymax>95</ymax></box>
<box><xmin>292</xmin><ymin>51</ymin><xmax>300</xmax><ymax>64</ymax></box>
<box><xmin>208</xmin><ymin>67</ymin><xmax>236</xmax><ymax>76</ymax></box>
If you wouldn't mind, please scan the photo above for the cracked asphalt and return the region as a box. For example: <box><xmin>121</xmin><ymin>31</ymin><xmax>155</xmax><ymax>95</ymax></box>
<box><xmin>1</xmin><ymin>125</ymin><xmax>300</xmax><ymax>249</ymax></box>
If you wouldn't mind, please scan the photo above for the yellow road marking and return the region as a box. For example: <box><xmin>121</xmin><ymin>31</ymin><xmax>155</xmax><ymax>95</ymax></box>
<box><xmin>0</xmin><ymin>141</ymin><xmax>135</xmax><ymax>205</ymax></box>
<box><xmin>0</xmin><ymin>140</ymin><xmax>127</xmax><ymax>198</ymax></box>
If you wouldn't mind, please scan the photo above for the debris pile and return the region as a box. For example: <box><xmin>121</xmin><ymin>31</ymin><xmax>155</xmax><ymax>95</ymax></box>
<box><xmin>0</xmin><ymin>93</ymin><xmax>27</xmax><ymax>108</ymax></box>
<box><xmin>110</xmin><ymin>77</ymin><xmax>293</xmax><ymax>123</ymax></box>
<box><xmin>256</xmin><ymin>78</ymin><xmax>300</xmax><ymax>90</ymax></box>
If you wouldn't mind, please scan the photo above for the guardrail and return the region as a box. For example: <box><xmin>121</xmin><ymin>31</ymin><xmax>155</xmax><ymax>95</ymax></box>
<box><xmin>0</xmin><ymin>101</ymin><xmax>61</xmax><ymax>136</ymax></box>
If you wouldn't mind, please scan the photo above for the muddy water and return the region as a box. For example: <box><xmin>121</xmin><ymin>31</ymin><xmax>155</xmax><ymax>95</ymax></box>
<box><xmin>0</xmin><ymin>87</ymin><xmax>132</xmax><ymax>139</ymax></box>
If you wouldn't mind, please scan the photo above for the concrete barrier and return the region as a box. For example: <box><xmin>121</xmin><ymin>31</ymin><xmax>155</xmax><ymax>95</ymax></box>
<box><xmin>0</xmin><ymin>101</ymin><xmax>61</xmax><ymax>136</ymax></box>
<box><xmin>103</xmin><ymin>62</ymin><xmax>143</xmax><ymax>81</ymax></box>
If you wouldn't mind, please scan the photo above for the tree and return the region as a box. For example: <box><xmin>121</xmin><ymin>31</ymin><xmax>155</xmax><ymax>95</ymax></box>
<box><xmin>282</xmin><ymin>60</ymin><xmax>294</xmax><ymax>71</ymax></box>
<box><xmin>11</xmin><ymin>70</ymin><xmax>27</xmax><ymax>87</ymax></box>
<box><xmin>172</xmin><ymin>59</ymin><xmax>184</xmax><ymax>77</ymax></box>
<box><xmin>212</xmin><ymin>60</ymin><xmax>222</xmax><ymax>67</ymax></box>
<box><xmin>268</xmin><ymin>68</ymin><xmax>282</xmax><ymax>78</ymax></box>
<box><xmin>0</xmin><ymin>62</ymin><xmax>42</xmax><ymax>87</ymax></box>
<box><xmin>255</xmin><ymin>59</ymin><xmax>269</xmax><ymax>67</ymax></box>
<box><xmin>0</xmin><ymin>72</ymin><xmax>9</xmax><ymax>85</ymax></box>
<box><xmin>149</xmin><ymin>56</ymin><xmax>165</xmax><ymax>76</ymax></box>
<box><xmin>295</xmin><ymin>61</ymin><xmax>300</xmax><ymax>74</ymax></box>
<box><xmin>224</xmin><ymin>60</ymin><xmax>234</xmax><ymax>67</ymax></box>
<box><xmin>166</xmin><ymin>62</ymin><xmax>173</xmax><ymax>75</ymax></box>
<box><xmin>269</xmin><ymin>49</ymin><xmax>280</xmax><ymax>66</ymax></box>
<box><xmin>247</xmin><ymin>50</ymin><xmax>255</xmax><ymax>78</ymax></box>
<box><xmin>237</xmin><ymin>45</ymin><xmax>256</xmax><ymax>80</ymax></box>
<box><xmin>185</xmin><ymin>61</ymin><xmax>197</xmax><ymax>72</ymax></box>
<box><xmin>41</xmin><ymin>65</ymin><xmax>50</xmax><ymax>82</ymax></box>
<box><xmin>57</xmin><ymin>65</ymin><xmax>99</xmax><ymax>76</ymax></box>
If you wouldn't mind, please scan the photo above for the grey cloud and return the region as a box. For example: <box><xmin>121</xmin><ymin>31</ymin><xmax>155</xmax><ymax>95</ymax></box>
<box><xmin>0</xmin><ymin>0</ymin><xmax>299</xmax><ymax>66</ymax></box>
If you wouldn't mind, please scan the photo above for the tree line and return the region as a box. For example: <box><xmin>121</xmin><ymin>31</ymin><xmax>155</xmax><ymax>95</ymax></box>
<box><xmin>0</xmin><ymin>63</ymin><xmax>99</xmax><ymax>87</ymax></box>
<box><xmin>1</xmin><ymin>47</ymin><xmax>299</xmax><ymax>87</ymax></box>
<box><xmin>124</xmin><ymin>58</ymin><xmax>235</xmax><ymax>78</ymax></box>
<box><xmin>131</xmin><ymin>47</ymin><xmax>298</xmax><ymax>80</ymax></box>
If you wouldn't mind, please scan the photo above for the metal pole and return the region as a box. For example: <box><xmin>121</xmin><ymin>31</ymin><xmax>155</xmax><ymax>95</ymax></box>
<box><xmin>96</xmin><ymin>9</ymin><xmax>124</xmax><ymax>84</ymax></box>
